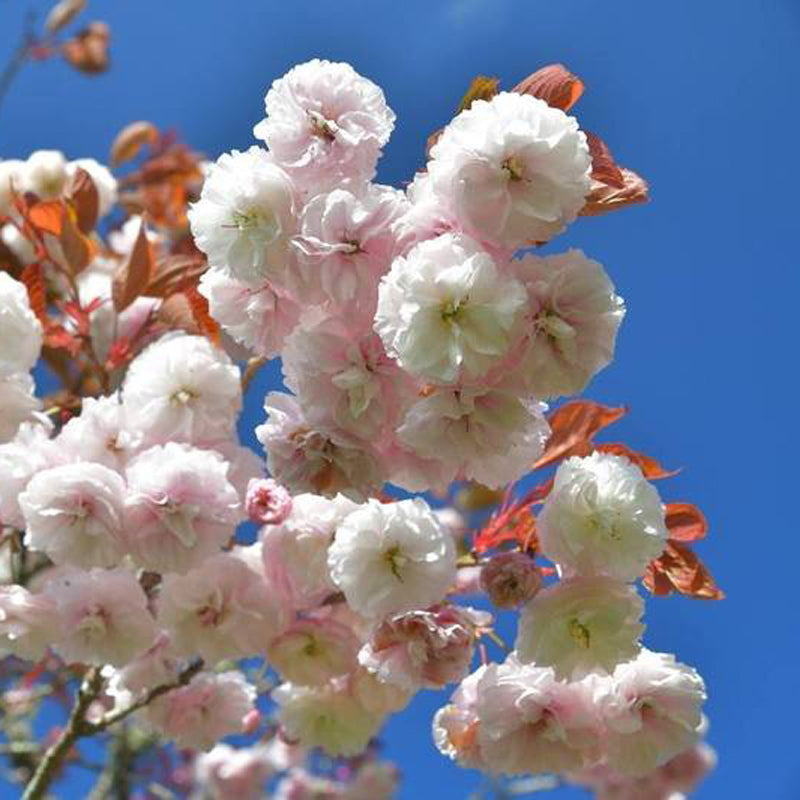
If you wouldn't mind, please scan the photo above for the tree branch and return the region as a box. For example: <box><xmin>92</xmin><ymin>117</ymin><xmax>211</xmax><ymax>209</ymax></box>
<box><xmin>83</xmin><ymin>659</ymin><xmax>203</xmax><ymax>735</ymax></box>
<box><xmin>21</xmin><ymin>666</ymin><xmax>103</xmax><ymax>800</ymax></box>
<box><xmin>21</xmin><ymin>660</ymin><xmax>203</xmax><ymax>800</ymax></box>
<box><xmin>0</xmin><ymin>10</ymin><xmax>37</xmax><ymax>121</ymax></box>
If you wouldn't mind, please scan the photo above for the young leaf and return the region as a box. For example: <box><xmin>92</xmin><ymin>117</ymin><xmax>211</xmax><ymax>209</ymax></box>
<box><xmin>110</xmin><ymin>121</ymin><xmax>159</xmax><ymax>167</ymax></box>
<box><xmin>112</xmin><ymin>219</ymin><xmax>152</xmax><ymax>312</ymax></box>
<box><xmin>581</xmin><ymin>168</ymin><xmax>650</xmax><ymax>217</ymax></box>
<box><xmin>665</xmin><ymin>502</ymin><xmax>708</xmax><ymax>542</ymax></box>
<box><xmin>62</xmin><ymin>21</ymin><xmax>110</xmax><ymax>74</ymax></box>
<box><xmin>644</xmin><ymin>541</ymin><xmax>724</xmax><ymax>600</ymax></box>
<box><xmin>585</xmin><ymin>132</ymin><xmax>625</xmax><ymax>189</ymax></box>
<box><xmin>67</xmin><ymin>167</ymin><xmax>99</xmax><ymax>234</ymax></box>
<box><xmin>59</xmin><ymin>206</ymin><xmax>94</xmax><ymax>273</ymax></box>
<box><xmin>27</xmin><ymin>201</ymin><xmax>64</xmax><ymax>236</ymax></box>
<box><xmin>533</xmin><ymin>400</ymin><xmax>628</xmax><ymax>471</ymax></box>
<box><xmin>19</xmin><ymin>263</ymin><xmax>48</xmax><ymax>324</ymax></box>
<box><xmin>594</xmin><ymin>442</ymin><xmax>679</xmax><ymax>480</ymax></box>
<box><xmin>512</xmin><ymin>64</ymin><xmax>584</xmax><ymax>111</ymax></box>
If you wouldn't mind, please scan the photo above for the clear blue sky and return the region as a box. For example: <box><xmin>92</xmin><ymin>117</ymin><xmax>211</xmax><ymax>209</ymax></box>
<box><xmin>1</xmin><ymin>0</ymin><xmax>798</xmax><ymax>797</ymax></box>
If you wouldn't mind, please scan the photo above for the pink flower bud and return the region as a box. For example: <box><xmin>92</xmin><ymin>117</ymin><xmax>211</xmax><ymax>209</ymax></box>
<box><xmin>242</xmin><ymin>708</ymin><xmax>262</xmax><ymax>735</ymax></box>
<box><xmin>480</xmin><ymin>552</ymin><xmax>542</xmax><ymax>609</ymax></box>
<box><xmin>245</xmin><ymin>478</ymin><xmax>292</xmax><ymax>525</ymax></box>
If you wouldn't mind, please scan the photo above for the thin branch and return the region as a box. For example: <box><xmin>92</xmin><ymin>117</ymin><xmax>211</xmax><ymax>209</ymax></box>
<box><xmin>21</xmin><ymin>660</ymin><xmax>203</xmax><ymax>800</ymax></box>
<box><xmin>21</xmin><ymin>666</ymin><xmax>103</xmax><ymax>800</ymax></box>
<box><xmin>0</xmin><ymin>10</ymin><xmax>37</xmax><ymax>120</ymax></box>
<box><xmin>83</xmin><ymin>659</ymin><xmax>204</xmax><ymax>734</ymax></box>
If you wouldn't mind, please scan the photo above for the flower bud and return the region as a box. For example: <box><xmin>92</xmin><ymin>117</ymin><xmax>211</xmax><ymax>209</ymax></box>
<box><xmin>480</xmin><ymin>552</ymin><xmax>541</xmax><ymax>609</ymax></box>
<box><xmin>245</xmin><ymin>478</ymin><xmax>292</xmax><ymax>525</ymax></box>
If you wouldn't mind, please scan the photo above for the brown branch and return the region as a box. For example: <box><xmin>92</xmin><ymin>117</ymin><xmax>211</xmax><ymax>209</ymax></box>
<box><xmin>0</xmin><ymin>10</ymin><xmax>37</xmax><ymax>121</ymax></box>
<box><xmin>21</xmin><ymin>666</ymin><xmax>103</xmax><ymax>800</ymax></box>
<box><xmin>85</xmin><ymin>659</ymin><xmax>204</xmax><ymax>735</ymax></box>
<box><xmin>21</xmin><ymin>660</ymin><xmax>203</xmax><ymax>800</ymax></box>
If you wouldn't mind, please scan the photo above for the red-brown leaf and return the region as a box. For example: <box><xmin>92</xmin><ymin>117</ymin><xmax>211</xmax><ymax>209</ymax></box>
<box><xmin>67</xmin><ymin>168</ymin><xmax>99</xmax><ymax>234</ymax></box>
<box><xmin>19</xmin><ymin>263</ymin><xmax>47</xmax><ymax>324</ymax></box>
<box><xmin>474</xmin><ymin>506</ymin><xmax>538</xmax><ymax>554</ymax></box>
<box><xmin>110</xmin><ymin>121</ymin><xmax>159</xmax><ymax>168</ymax></box>
<box><xmin>185</xmin><ymin>285</ymin><xmax>220</xmax><ymax>345</ymax></box>
<box><xmin>512</xmin><ymin>64</ymin><xmax>584</xmax><ymax>111</ymax></box>
<box><xmin>581</xmin><ymin>168</ymin><xmax>650</xmax><ymax>217</ymax></box>
<box><xmin>27</xmin><ymin>201</ymin><xmax>64</xmax><ymax>236</ymax></box>
<box><xmin>586</xmin><ymin>132</ymin><xmax>625</xmax><ymax>189</ymax></box>
<box><xmin>533</xmin><ymin>400</ymin><xmax>628</xmax><ymax>471</ymax></box>
<box><xmin>665</xmin><ymin>502</ymin><xmax>708</xmax><ymax>542</ymax></box>
<box><xmin>156</xmin><ymin>292</ymin><xmax>197</xmax><ymax>334</ymax></box>
<box><xmin>59</xmin><ymin>207</ymin><xmax>94</xmax><ymax>273</ymax></box>
<box><xmin>61</xmin><ymin>21</ymin><xmax>110</xmax><ymax>74</ymax></box>
<box><xmin>644</xmin><ymin>541</ymin><xmax>724</xmax><ymax>600</ymax></box>
<box><xmin>145</xmin><ymin>254</ymin><xmax>207</xmax><ymax>299</ymax></box>
<box><xmin>594</xmin><ymin>443</ymin><xmax>679</xmax><ymax>480</ymax></box>
<box><xmin>112</xmin><ymin>219</ymin><xmax>152</xmax><ymax>312</ymax></box>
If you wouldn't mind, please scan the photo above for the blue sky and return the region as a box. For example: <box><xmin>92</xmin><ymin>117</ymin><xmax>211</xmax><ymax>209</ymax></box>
<box><xmin>1</xmin><ymin>0</ymin><xmax>798</xmax><ymax>797</ymax></box>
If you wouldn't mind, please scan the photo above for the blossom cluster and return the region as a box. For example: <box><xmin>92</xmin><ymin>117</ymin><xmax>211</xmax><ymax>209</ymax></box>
<box><xmin>0</xmin><ymin>57</ymin><xmax>718</xmax><ymax>800</ymax></box>
<box><xmin>190</xmin><ymin>59</ymin><xmax>626</xmax><ymax>498</ymax></box>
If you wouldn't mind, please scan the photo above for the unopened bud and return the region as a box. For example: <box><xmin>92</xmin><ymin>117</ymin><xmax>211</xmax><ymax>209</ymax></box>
<box><xmin>245</xmin><ymin>478</ymin><xmax>292</xmax><ymax>525</ymax></box>
<box><xmin>480</xmin><ymin>552</ymin><xmax>542</xmax><ymax>609</ymax></box>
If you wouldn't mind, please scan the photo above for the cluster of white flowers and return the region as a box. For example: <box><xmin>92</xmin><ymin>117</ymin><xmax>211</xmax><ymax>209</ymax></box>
<box><xmin>188</xmin><ymin>58</ymin><xmax>627</xmax><ymax>498</ymax></box>
<box><xmin>0</xmin><ymin>272</ymin><xmax>42</xmax><ymax>442</ymax></box>
<box><xmin>0</xmin><ymin>59</ymin><xmax>714</xmax><ymax>799</ymax></box>
<box><xmin>435</xmin><ymin>450</ymin><xmax>710</xmax><ymax>787</ymax></box>
<box><xmin>1</xmin><ymin>150</ymin><xmax>116</xmax><ymax>263</ymax></box>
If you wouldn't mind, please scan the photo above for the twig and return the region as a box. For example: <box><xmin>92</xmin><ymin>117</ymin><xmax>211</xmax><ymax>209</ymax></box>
<box><xmin>0</xmin><ymin>10</ymin><xmax>37</xmax><ymax>121</ymax></box>
<box><xmin>83</xmin><ymin>659</ymin><xmax>204</xmax><ymax>734</ymax></box>
<box><xmin>21</xmin><ymin>660</ymin><xmax>203</xmax><ymax>800</ymax></box>
<box><xmin>21</xmin><ymin>666</ymin><xmax>103</xmax><ymax>800</ymax></box>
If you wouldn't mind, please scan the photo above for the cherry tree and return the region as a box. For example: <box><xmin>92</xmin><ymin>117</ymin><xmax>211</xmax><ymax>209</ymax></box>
<box><xmin>0</xmin><ymin>13</ymin><xmax>722</xmax><ymax>798</ymax></box>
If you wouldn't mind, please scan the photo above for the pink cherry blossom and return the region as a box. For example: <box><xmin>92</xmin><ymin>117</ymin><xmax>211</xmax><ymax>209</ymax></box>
<box><xmin>254</xmin><ymin>59</ymin><xmax>395</xmax><ymax>194</ymax></box>
<box><xmin>245</xmin><ymin>478</ymin><xmax>292</xmax><ymax>525</ymax></box>
<box><xmin>46</xmin><ymin>568</ymin><xmax>158</xmax><ymax>666</ymax></box>
<box><xmin>198</xmin><ymin>268</ymin><xmax>302</xmax><ymax>360</ymax></box>
<box><xmin>193</xmin><ymin>743</ymin><xmax>274</xmax><ymax>800</ymax></box>
<box><xmin>290</xmin><ymin>184</ymin><xmax>407</xmax><ymax>308</ymax></box>
<box><xmin>0</xmin><ymin>585</ymin><xmax>58</xmax><ymax>661</ymax></box>
<box><xmin>268</xmin><ymin>617</ymin><xmax>360</xmax><ymax>686</ymax></box>
<box><xmin>124</xmin><ymin>443</ymin><xmax>241</xmax><ymax>574</ymax></box>
<box><xmin>475</xmin><ymin>655</ymin><xmax>601</xmax><ymax>775</ymax></box>
<box><xmin>19</xmin><ymin>462</ymin><xmax>127</xmax><ymax>569</ymax></box>
<box><xmin>358</xmin><ymin>605</ymin><xmax>478</xmax><ymax>690</ymax></box>
<box><xmin>147</xmin><ymin>670</ymin><xmax>257</xmax><ymax>751</ymax></box>
<box><xmin>256</xmin><ymin>391</ymin><xmax>384</xmax><ymax>500</ymax></box>
<box><xmin>158</xmin><ymin>546</ymin><xmax>292</xmax><ymax>663</ymax></box>
<box><xmin>480</xmin><ymin>552</ymin><xmax>542</xmax><ymax>609</ymax></box>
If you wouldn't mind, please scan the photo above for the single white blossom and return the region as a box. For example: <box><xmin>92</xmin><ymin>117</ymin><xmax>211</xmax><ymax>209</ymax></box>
<box><xmin>327</xmin><ymin>498</ymin><xmax>456</xmax><ymax>618</ymax></box>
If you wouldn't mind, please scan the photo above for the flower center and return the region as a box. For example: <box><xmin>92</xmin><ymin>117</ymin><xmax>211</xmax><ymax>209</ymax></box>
<box><xmin>502</xmin><ymin>154</ymin><xmax>527</xmax><ymax>181</ymax></box>
<box><xmin>385</xmin><ymin>545</ymin><xmax>408</xmax><ymax>581</ymax></box>
<box><xmin>535</xmin><ymin>310</ymin><xmax>576</xmax><ymax>341</ymax></box>
<box><xmin>231</xmin><ymin>210</ymin><xmax>262</xmax><ymax>232</ymax></box>
<box><xmin>568</xmin><ymin>618</ymin><xmax>591</xmax><ymax>649</ymax></box>
<box><xmin>197</xmin><ymin>591</ymin><xmax>225</xmax><ymax>627</ymax></box>
<box><xmin>307</xmin><ymin>109</ymin><xmax>339</xmax><ymax>141</ymax></box>
<box><xmin>77</xmin><ymin>607</ymin><xmax>108</xmax><ymax>641</ymax></box>
<box><xmin>441</xmin><ymin>298</ymin><xmax>465</xmax><ymax>323</ymax></box>
<box><xmin>170</xmin><ymin>387</ymin><xmax>196</xmax><ymax>406</ymax></box>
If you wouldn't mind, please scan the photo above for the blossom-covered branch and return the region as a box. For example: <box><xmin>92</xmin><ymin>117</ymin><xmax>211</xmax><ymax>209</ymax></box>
<box><xmin>0</xmin><ymin>52</ymin><xmax>719</xmax><ymax>800</ymax></box>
